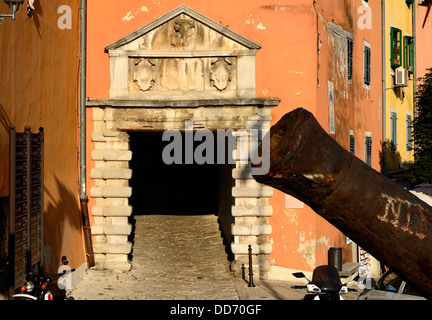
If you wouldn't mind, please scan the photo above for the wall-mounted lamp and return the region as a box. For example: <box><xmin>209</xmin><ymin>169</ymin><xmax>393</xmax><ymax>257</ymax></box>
<box><xmin>0</xmin><ymin>0</ymin><xmax>24</xmax><ymax>24</ymax></box>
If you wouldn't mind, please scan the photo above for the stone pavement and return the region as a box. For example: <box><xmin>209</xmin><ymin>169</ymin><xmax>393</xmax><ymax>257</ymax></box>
<box><xmin>69</xmin><ymin>214</ymin><xmax>359</xmax><ymax>300</ymax></box>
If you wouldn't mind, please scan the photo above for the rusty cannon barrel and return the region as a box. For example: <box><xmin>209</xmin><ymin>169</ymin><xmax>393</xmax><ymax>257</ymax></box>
<box><xmin>252</xmin><ymin>108</ymin><xmax>432</xmax><ymax>300</ymax></box>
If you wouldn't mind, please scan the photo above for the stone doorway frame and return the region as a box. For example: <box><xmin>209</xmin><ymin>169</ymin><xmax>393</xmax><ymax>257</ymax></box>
<box><xmin>87</xmin><ymin>98</ymin><xmax>279</xmax><ymax>279</ymax></box>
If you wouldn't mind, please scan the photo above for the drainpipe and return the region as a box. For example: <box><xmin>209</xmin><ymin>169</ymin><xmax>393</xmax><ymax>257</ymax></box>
<box><xmin>80</xmin><ymin>0</ymin><xmax>95</xmax><ymax>268</ymax></box>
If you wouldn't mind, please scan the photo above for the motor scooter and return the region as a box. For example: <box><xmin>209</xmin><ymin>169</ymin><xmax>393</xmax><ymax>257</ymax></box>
<box><xmin>12</xmin><ymin>256</ymin><xmax>75</xmax><ymax>300</ymax></box>
<box><xmin>291</xmin><ymin>265</ymin><xmax>358</xmax><ymax>300</ymax></box>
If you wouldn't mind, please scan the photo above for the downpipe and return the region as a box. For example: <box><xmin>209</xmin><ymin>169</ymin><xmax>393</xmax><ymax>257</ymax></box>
<box><xmin>80</xmin><ymin>0</ymin><xmax>95</xmax><ymax>268</ymax></box>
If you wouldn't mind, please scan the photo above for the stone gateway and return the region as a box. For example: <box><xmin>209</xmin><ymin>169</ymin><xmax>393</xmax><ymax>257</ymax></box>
<box><xmin>87</xmin><ymin>5</ymin><xmax>280</xmax><ymax>279</ymax></box>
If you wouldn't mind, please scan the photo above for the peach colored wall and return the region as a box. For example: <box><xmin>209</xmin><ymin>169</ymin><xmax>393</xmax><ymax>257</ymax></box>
<box><xmin>0</xmin><ymin>0</ymin><xmax>86</xmax><ymax>272</ymax></box>
<box><xmin>269</xmin><ymin>0</ymin><xmax>383</xmax><ymax>272</ymax></box>
<box><xmin>416</xmin><ymin>3</ymin><xmax>432</xmax><ymax>78</ymax></box>
<box><xmin>86</xmin><ymin>0</ymin><xmax>380</xmax><ymax>273</ymax></box>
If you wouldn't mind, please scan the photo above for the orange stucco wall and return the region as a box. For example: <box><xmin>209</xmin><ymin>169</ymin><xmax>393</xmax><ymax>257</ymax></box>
<box><xmin>0</xmin><ymin>0</ymin><xmax>86</xmax><ymax>272</ymax></box>
<box><xmin>416</xmin><ymin>3</ymin><xmax>432</xmax><ymax>78</ymax></box>
<box><xmin>86</xmin><ymin>0</ymin><xmax>383</xmax><ymax>274</ymax></box>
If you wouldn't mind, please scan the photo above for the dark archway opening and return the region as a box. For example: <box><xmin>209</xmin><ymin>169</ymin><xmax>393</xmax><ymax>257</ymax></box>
<box><xmin>128</xmin><ymin>131</ymin><xmax>234</xmax><ymax>262</ymax></box>
<box><xmin>129</xmin><ymin>131</ymin><xmax>221</xmax><ymax>215</ymax></box>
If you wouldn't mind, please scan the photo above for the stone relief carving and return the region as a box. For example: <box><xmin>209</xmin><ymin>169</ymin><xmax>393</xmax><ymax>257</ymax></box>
<box><xmin>133</xmin><ymin>59</ymin><xmax>156</xmax><ymax>91</ymax></box>
<box><xmin>210</xmin><ymin>58</ymin><xmax>232</xmax><ymax>91</ymax></box>
<box><xmin>171</xmin><ymin>19</ymin><xmax>195</xmax><ymax>48</ymax></box>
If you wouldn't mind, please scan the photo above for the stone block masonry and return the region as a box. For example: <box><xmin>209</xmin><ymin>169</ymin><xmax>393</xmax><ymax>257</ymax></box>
<box><xmin>88</xmin><ymin>100</ymin><xmax>278</xmax><ymax>277</ymax></box>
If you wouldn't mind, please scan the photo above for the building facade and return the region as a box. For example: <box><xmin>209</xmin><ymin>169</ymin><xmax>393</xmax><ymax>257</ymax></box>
<box><xmin>84</xmin><ymin>0</ymin><xmax>384</xmax><ymax>280</ymax></box>
<box><xmin>416</xmin><ymin>0</ymin><xmax>432</xmax><ymax>78</ymax></box>
<box><xmin>383</xmin><ymin>0</ymin><xmax>416</xmax><ymax>184</ymax></box>
<box><xmin>0</xmin><ymin>0</ymin><xmax>87</xmax><ymax>298</ymax></box>
<box><xmin>3</xmin><ymin>0</ymin><xmax>430</xmax><ymax>298</ymax></box>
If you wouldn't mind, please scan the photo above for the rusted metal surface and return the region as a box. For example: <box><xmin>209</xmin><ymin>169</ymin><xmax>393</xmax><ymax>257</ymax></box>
<box><xmin>252</xmin><ymin>108</ymin><xmax>432</xmax><ymax>300</ymax></box>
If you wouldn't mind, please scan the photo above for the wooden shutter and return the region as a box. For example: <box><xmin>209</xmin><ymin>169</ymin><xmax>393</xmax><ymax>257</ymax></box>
<box><xmin>406</xmin><ymin>114</ymin><xmax>413</xmax><ymax>151</ymax></box>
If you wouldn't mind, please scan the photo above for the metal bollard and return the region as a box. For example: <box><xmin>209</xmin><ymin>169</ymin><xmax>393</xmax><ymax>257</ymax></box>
<box><xmin>248</xmin><ymin>245</ymin><xmax>255</xmax><ymax>287</ymax></box>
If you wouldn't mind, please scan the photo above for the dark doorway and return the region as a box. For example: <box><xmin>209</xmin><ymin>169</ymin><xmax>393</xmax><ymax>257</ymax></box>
<box><xmin>128</xmin><ymin>131</ymin><xmax>235</xmax><ymax>261</ymax></box>
<box><xmin>128</xmin><ymin>131</ymin><xmax>225</xmax><ymax>215</ymax></box>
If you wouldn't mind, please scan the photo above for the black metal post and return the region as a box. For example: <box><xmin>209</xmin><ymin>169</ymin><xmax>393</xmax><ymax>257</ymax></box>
<box><xmin>241</xmin><ymin>264</ymin><xmax>245</xmax><ymax>280</ymax></box>
<box><xmin>248</xmin><ymin>245</ymin><xmax>255</xmax><ymax>287</ymax></box>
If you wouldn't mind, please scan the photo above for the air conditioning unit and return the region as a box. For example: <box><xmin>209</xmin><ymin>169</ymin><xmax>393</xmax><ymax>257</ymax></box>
<box><xmin>394</xmin><ymin>67</ymin><xmax>408</xmax><ymax>87</ymax></box>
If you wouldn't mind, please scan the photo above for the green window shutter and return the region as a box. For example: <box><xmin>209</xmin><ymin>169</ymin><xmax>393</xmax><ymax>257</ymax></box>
<box><xmin>406</xmin><ymin>114</ymin><xmax>413</xmax><ymax>151</ymax></box>
<box><xmin>391</xmin><ymin>27</ymin><xmax>402</xmax><ymax>68</ymax></box>
<box><xmin>409</xmin><ymin>37</ymin><xmax>414</xmax><ymax>74</ymax></box>
<box><xmin>390</xmin><ymin>112</ymin><xmax>397</xmax><ymax>152</ymax></box>
<box><xmin>403</xmin><ymin>36</ymin><xmax>414</xmax><ymax>74</ymax></box>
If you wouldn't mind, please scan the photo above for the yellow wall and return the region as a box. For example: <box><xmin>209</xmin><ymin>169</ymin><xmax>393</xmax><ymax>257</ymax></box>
<box><xmin>385</xmin><ymin>0</ymin><xmax>415</xmax><ymax>172</ymax></box>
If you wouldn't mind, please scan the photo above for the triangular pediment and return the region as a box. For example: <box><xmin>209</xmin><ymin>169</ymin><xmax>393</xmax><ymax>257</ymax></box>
<box><xmin>105</xmin><ymin>5</ymin><xmax>261</xmax><ymax>51</ymax></box>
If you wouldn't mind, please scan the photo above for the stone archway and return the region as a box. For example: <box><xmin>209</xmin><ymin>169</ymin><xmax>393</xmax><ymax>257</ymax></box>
<box><xmin>87</xmin><ymin>5</ymin><xmax>280</xmax><ymax>279</ymax></box>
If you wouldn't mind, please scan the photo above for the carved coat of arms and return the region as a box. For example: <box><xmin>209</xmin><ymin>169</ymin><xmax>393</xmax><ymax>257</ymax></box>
<box><xmin>133</xmin><ymin>59</ymin><xmax>156</xmax><ymax>91</ymax></box>
<box><xmin>210</xmin><ymin>58</ymin><xmax>232</xmax><ymax>91</ymax></box>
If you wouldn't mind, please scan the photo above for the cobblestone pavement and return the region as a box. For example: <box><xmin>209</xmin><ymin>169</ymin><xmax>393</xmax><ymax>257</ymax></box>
<box><xmin>69</xmin><ymin>214</ymin><xmax>360</xmax><ymax>300</ymax></box>
<box><xmin>70</xmin><ymin>214</ymin><xmax>241</xmax><ymax>300</ymax></box>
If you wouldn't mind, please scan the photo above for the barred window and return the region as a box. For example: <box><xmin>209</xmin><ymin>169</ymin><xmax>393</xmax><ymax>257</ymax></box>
<box><xmin>390</xmin><ymin>111</ymin><xmax>398</xmax><ymax>153</ymax></box>
<box><xmin>350</xmin><ymin>134</ymin><xmax>355</xmax><ymax>155</ymax></box>
<box><xmin>365</xmin><ymin>135</ymin><xmax>372</xmax><ymax>167</ymax></box>
<box><xmin>347</xmin><ymin>38</ymin><xmax>353</xmax><ymax>81</ymax></box>
<box><xmin>364</xmin><ymin>44</ymin><xmax>371</xmax><ymax>86</ymax></box>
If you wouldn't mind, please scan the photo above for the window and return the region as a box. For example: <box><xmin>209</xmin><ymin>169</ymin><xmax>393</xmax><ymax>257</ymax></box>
<box><xmin>347</xmin><ymin>38</ymin><xmax>353</xmax><ymax>81</ymax></box>
<box><xmin>406</xmin><ymin>114</ymin><xmax>413</xmax><ymax>151</ymax></box>
<box><xmin>349</xmin><ymin>131</ymin><xmax>355</xmax><ymax>155</ymax></box>
<box><xmin>365</xmin><ymin>134</ymin><xmax>372</xmax><ymax>167</ymax></box>
<box><xmin>390</xmin><ymin>111</ymin><xmax>398</xmax><ymax>153</ymax></box>
<box><xmin>364</xmin><ymin>44</ymin><xmax>371</xmax><ymax>86</ymax></box>
<box><xmin>403</xmin><ymin>36</ymin><xmax>414</xmax><ymax>74</ymax></box>
<box><xmin>391</xmin><ymin>27</ymin><xmax>402</xmax><ymax>68</ymax></box>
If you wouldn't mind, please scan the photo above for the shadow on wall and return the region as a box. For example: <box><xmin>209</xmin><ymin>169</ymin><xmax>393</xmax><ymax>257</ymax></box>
<box><xmin>379</xmin><ymin>139</ymin><xmax>402</xmax><ymax>173</ymax></box>
<box><xmin>379</xmin><ymin>139</ymin><xmax>413</xmax><ymax>188</ymax></box>
<box><xmin>43</xmin><ymin>176</ymin><xmax>83</xmax><ymax>273</ymax></box>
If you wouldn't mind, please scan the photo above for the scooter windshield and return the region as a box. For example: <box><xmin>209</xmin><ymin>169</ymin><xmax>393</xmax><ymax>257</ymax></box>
<box><xmin>311</xmin><ymin>265</ymin><xmax>343</xmax><ymax>293</ymax></box>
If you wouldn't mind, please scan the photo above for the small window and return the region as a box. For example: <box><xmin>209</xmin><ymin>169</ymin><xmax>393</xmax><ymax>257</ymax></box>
<box><xmin>349</xmin><ymin>134</ymin><xmax>355</xmax><ymax>155</ymax></box>
<box><xmin>390</xmin><ymin>112</ymin><xmax>398</xmax><ymax>153</ymax></box>
<box><xmin>391</xmin><ymin>27</ymin><xmax>402</xmax><ymax>68</ymax></box>
<box><xmin>364</xmin><ymin>44</ymin><xmax>371</xmax><ymax>86</ymax></box>
<box><xmin>406</xmin><ymin>114</ymin><xmax>413</xmax><ymax>151</ymax></box>
<box><xmin>403</xmin><ymin>36</ymin><xmax>414</xmax><ymax>74</ymax></box>
<box><xmin>365</xmin><ymin>135</ymin><xmax>372</xmax><ymax>167</ymax></box>
<box><xmin>347</xmin><ymin>38</ymin><xmax>353</xmax><ymax>81</ymax></box>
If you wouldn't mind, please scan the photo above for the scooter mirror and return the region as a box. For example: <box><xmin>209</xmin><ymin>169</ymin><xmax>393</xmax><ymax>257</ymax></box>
<box><xmin>292</xmin><ymin>272</ymin><xmax>306</xmax><ymax>278</ymax></box>
<box><xmin>61</xmin><ymin>256</ymin><xmax>69</xmax><ymax>265</ymax></box>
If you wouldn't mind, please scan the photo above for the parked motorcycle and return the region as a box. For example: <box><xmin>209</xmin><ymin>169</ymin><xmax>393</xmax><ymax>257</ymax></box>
<box><xmin>291</xmin><ymin>265</ymin><xmax>358</xmax><ymax>300</ymax></box>
<box><xmin>12</xmin><ymin>256</ymin><xmax>75</xmax><ymax>300</ymax></box>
